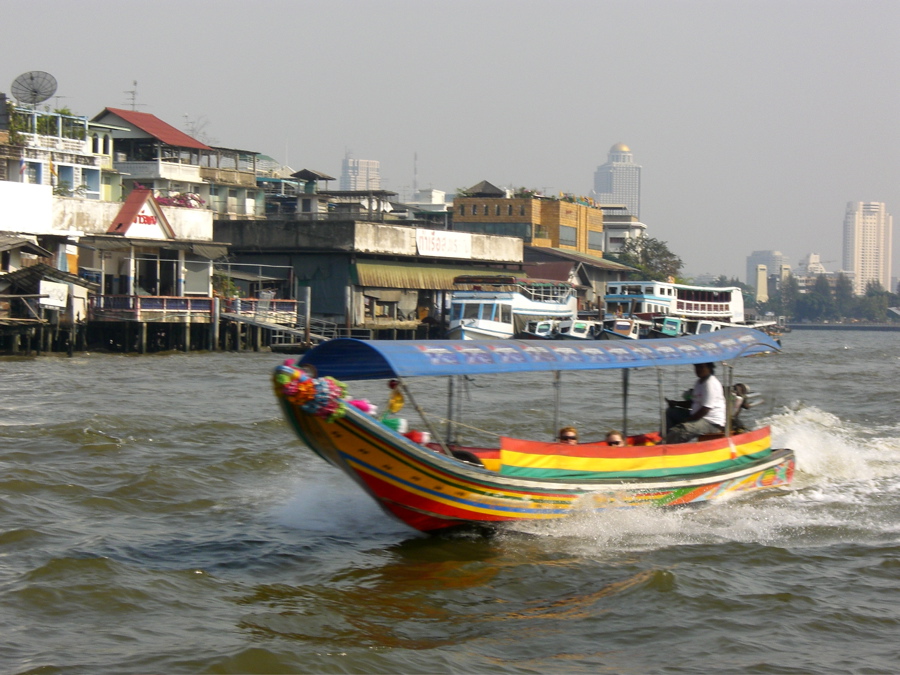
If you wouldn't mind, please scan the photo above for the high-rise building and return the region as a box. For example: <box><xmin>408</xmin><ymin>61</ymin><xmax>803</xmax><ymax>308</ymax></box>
<box><xmin>592</xmin><ymin>143</ymin><xmax>641</xmax><ymax>219</ymax></box>
<box><xmin>745</xmin><ymin>250</ymin><xmax>789</xmax><ymax>286</ymax></box>
<box><xmin>340</xmin><ymin>155</ymin><xmax>381</xmax><ymax>191</ymax></box>
<box><xmin>842</xmin><ymin>201</ymin><xmax>893</xmax><ymax>295</ymax></box>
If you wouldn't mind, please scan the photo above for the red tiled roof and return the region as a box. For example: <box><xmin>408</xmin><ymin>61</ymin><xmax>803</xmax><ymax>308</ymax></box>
<box><xmin>98</xmin><ymin>107</ymin><xmax>212</xmax><ymax>150</ymax></box>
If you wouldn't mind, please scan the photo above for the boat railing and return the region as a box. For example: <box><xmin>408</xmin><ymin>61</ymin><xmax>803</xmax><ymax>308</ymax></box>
<box><xmin>517</xmin><ymin>283</ymin><xmax>574</xmax><ymax>304</ymax></box>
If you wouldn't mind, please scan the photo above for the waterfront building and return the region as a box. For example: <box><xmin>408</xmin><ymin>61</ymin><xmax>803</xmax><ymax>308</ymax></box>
<box><xmin>1</xmin><ymin>99</ymin><xmax>235</xmax><ymax>353</ymax></box>
<box><xmin>452</xmin><ymin>180</ymin><xmax>606</xmax><ymax>256</ymax></box>
<box><xmin>340</xmin><ymin>155</ymin><xmax>381</xmax><ymax>191</ymax></box>
<box><xmin>592</xmin><ymin>143</ymin><xmax>641</xmax><ymax>219</ymax></box>
<box><xmin>90</xmin><ymin>108</ymin><xmax>265</xmax><ymax>220</ymax></box>
<box><xmin>214</xmin><ymin>216</ymin><xmax>526</xmax><ymax>337</ymax></box>
<box><xmin>842</xmin><ymin>201</ymin><xmax>893</xmax><ymax>295</ymax></box>
<box><xmin>600</xmin><ymin>208</ymin><xmax>647</xmax><ymax>254</ymax></box>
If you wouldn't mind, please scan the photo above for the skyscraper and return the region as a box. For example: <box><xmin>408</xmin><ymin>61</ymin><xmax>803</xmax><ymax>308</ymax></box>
<box><xmin>592</xmin><ymin>143</ymin><xmax>641</xmax><ymax>218</ymax></box>
<box><xmin>842</xmin><ymin>201</ymin><xmax>893</xmax><ymax>295</ymax></box>
<box><xmin>745</xmin><ymin>250</ymin><xmax>789</xmax><ymax>286</ymax></box>
<box><xmin>340</xmin><ymin>155</ymin><xmax>381</xmax><ymax>191</ymax></box>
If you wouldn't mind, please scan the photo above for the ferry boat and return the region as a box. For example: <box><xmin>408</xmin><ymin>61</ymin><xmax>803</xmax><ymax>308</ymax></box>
<box><xmin>604</xmin><ymin>280</ymin><xmax>746</xmax><ymax>323</ymax></box>
<box><xmin>602</xmin><ymin>281</ymin><xmax>774</xmax><ymax>339</ymax></box>
<box><xmin>272</xmin><ymin>328</ymin><xmax>795</xmax><ymax>534</ymax></box>
<box><xmin>446</xmin><ymin>275</ymin><xmax>577</xmax><ymax>340</ymax></box>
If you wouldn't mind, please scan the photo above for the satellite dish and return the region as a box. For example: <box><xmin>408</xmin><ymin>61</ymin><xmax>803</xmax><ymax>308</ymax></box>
<box><xmin>10</xmin><ymin>71</ymin><xmax>58</xmax><ymax>106</ymax></box>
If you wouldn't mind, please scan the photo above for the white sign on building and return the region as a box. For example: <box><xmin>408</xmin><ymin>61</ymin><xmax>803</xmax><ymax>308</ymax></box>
<box><xmin>415</xmin><ymin>229</ymin><xmax>472</xmax><ymax>259</ymax></box>
<box><xmin>39</xmin><ymin>280</ymin><xmax>69</xmax><ymax>308</ymax></box>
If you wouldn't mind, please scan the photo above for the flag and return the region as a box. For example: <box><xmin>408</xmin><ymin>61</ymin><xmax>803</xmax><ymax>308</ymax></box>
<box><xmin>19</xmin><ymin>157</ymin><xmax>25</xmax><ymax>175</ymax></box>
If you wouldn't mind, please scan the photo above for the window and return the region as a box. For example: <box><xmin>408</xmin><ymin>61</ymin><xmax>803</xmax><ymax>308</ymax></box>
<box><xmin>472</xmin><ymin>205</ymin><xmax>478</xmax><ymax>216</ymax></box>
<box><xmin>507</xmin><ymin>204</ymin><xmax>513</xmax><ymax>215</ymax></box>
<box><xmin>559</xmin><ymin>225</ymin><xmax>577</xmax><ymax>247</ymax></box>
<box><xmin>451</xmin><ymin>303</ymin><xmax>463</xmax><ymax>321</ymax></box>
<box><xmin>458</xmin><ymin>205</ymin><xmax>465</xmax><ymax>216</ymax></box>
<box><xmin>588</xmin><ymin>231</ymin><xmax>604</xmax><ymax>250</ymax></box>
<box><xmin>495</xmin><ymin>204</ymin><xmax>500</xmax><ymax>216</ymax></box>
<box><xmin>519</xmin><ymin>204</ymin><xmax>525</xmax><ymax>216</ymax></box>
<box><xmin>463</xmin><ymin>303</ymin><xmax>480</xmax><ymax>320</ymax></box>
<box><xmin>500</xmin><ymin>304</ymin><xmax>512</xmax><ymax>324</ymax></box>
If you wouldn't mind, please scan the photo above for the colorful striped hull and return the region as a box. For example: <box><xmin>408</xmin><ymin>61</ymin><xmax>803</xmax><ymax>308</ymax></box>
<box><xmin>279</xmin><ymin>397</ymin><xmax>796</xmax><ymax>533</ymax></box>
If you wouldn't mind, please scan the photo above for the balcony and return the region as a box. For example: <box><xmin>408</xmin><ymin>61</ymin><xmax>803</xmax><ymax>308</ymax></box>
<box><xmin>90</xmin><ymin>295</ymin><xmax>214</xmax><ymax>323</ymax></box>
<box><xmin>114</xmin><ymin>160</ymin><xmax>203</xmax><ymax>182</ymax></box>
<box><xmin>200</xmin><ymin>167</ymin><xmax>256</xmax><ymax>187</ymax></box>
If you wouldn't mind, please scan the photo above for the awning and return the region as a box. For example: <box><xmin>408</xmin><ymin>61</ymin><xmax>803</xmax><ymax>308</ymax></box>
<box><xmin>214</xmin><ymin>268</ymin><xmax>279</xmax><ymax>282</ymax></box>
<box><xmin>298</xmin><ymin>328</ymin><xmax>781</xmax><ymax>381</ymax></box>
<box><xmin>191</xmin><ymin>243</ymin><xmax>228</xmax><ymax>260</ymax></box>
<box><xmin>78</xmin><ymin>236</ymin><xmax>229</xmax><ymax>259</ymax></box>
<box><xmin>0</xmin><ymin>234</ymin><xmax>53</xmax><ymax>258</ymax></box>
<box><xmin>353</xmin><ymin>261</ymin><xmax>520</xmax><ymax>290</ymax></box>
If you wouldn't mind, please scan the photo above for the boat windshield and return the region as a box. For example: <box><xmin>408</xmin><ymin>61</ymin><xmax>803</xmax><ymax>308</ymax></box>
<box><xmin>451</xmin><ymin>302</ymin><xmax>513</xmax><ymax>324</ymax></box>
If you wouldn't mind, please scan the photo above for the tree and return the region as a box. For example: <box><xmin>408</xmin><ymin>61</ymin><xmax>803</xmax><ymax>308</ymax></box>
<box><xmin>794</xmin><ymin>274</ymin><xmax>834</xmax><ymax>321</ymax></box>
<box><xmin>609</xmin><ymin>235</ymin><xmax>683</xmax><ymax>281</ymax></box>
<box><xmin>834</xmin><ymin>273</ymin><xmax>855</xmax><ymax>318</ymax></box>
<box><xmin>780</xmin><ymin>274</ymin><xmax>800</xmax><ymax>318</ymax></box>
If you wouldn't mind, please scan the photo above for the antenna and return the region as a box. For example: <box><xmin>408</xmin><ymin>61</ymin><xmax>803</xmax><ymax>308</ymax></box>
<box><xmin>10</xmin><ymin>71</ymin><xmax>58</xmax><ymax>107</ymax></box>
<box><xmin>413</xmin><ymin>151</ymin><xmax>418</xmax><ymax>198</ymax></box>
<box><xmin>124</xmin><ymin>80</ymin><xmax>141</xmax><ymax>110</ymax></box>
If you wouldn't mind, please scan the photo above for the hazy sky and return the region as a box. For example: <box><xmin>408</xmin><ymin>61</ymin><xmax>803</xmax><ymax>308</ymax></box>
<box><xmin>3</xmin><ymin>0</ymin><xmax>898</xmax><ymax>280</ymax></box>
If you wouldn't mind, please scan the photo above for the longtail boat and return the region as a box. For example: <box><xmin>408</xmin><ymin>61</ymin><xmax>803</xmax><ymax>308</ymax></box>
<box><xmin>272</xmin><ymin>328</ymin><xmax>795</xmax><ymax>533</ymax></box>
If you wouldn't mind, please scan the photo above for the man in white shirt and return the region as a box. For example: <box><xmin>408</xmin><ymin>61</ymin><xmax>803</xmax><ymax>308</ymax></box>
<box><xmin>665</xmin><ymin>362</ymin><xmax>727</xmax><ymax>444</ymax></box>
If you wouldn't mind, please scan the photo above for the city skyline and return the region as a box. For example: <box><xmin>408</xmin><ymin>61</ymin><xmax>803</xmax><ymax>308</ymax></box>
<box><xmin>1</xmin><ymin>0</ymin><xmax>896</xmax><ymax>280</ymax></box>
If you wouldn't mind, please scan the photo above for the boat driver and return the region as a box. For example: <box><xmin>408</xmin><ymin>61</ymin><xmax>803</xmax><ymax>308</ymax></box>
<box><xmin>665</xmin><ymin>362</ymin><xmax>727</xmax><ymax>444</ymax></box>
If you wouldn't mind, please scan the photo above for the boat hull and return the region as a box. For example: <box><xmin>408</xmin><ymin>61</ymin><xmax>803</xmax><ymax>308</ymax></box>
<box><xmin>279</xmin><ymin>397</ymin><xmax>796</xmax><ymax>533</ymax></box>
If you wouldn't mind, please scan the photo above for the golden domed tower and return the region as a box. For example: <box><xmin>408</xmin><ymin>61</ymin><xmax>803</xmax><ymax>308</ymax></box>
<box><xmin>593</xmin><ymin>143</ymin><xmax>641</xmax><ymax>219</ymax></box>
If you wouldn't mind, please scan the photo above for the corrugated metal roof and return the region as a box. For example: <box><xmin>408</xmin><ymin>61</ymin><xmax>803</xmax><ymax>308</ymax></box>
<box><xmin>353</xmin><ymin>261</ymin><xmax>517</xmax><ymax>290</ymax></box>
<box><xmin>0</xmin><ymin>234</ymin><xmax>53</xmax><ymax>257</ymax></box>
<box><xmin>96</xmin><ymin>108</ymin><xmax>212</xmax><ymax>150</ymax></box>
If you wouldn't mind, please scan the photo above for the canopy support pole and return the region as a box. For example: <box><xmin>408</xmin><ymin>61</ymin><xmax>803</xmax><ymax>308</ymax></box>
<box><xmin>398</xmin><ymin>376</ymin><xmax>451</xmax><ymax>456</ymax></box>
<box><xmin>656</xmin><ymin>367</ymin><xmax>665</xmax><ymax>436</ymax></box>
<box><xmin>622</xmin><ymin>369</ymin><xmax>630</xmax><ymax>438</ymax></box>
<box><xmin>446</xmin><ymin>376</ymin><xmax>456</xmax><ymax>446</ymax></box>
<box><xmin>553</xmin><ymin>370</ymin><xmax>561</xmax><ymax>440</ymax></box>
<box><xmin>723</xmin><ymin>362</ymin><xmax>734</xmax><ymax>437</ymax></box>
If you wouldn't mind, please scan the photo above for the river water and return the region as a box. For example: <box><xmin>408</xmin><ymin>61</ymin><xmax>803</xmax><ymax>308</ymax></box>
<box><xmin>1</xmin><ymin>330</ymin><xmax>898</xmax><ymax>674</ymax></box>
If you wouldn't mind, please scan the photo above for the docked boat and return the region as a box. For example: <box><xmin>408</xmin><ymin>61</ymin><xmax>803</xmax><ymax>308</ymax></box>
<box><xmin>604</xmin><ymin>280</ymin><xmax>747</xmax><ymax>323</ymax></box>
<box><xmin>556</xmin><ymin>318</ymin><xmax>603</xmax><ymax>340</ymax></box>
<box><xmin>272</xmin><ymin>328</ymin><xmax>795</xmax><ymax>533</ymax></box>
<box><xmin>446</xmin><ymin>275</ymin><xmax>577</xmax><ymax>340</ymax></box>
<box><xmin>605</xmin><ymin>281</ymin><xmax>775</xmax><ymax>338</ymax></box>
<box><xmin>518</xmin><ymin>318</ymin><xmax>562</xmax><ymax>339</ymax></box>
<box><xmin>599</xmin><ymin>316</ymin><xmax>654</xmax><ymax>340</ymax></box>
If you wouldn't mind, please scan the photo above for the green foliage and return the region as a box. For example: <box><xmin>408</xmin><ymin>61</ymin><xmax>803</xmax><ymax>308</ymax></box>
<box><xmin>763</xmin><ymin>272</ymin><xmax>899</xmax><ymax>323</ymax></box>
<box><xmin>834</xmin><ymin>273</ymin><xmax>855</xmax><ymax>317</ymax></box>
<box><xmin>607</xmin><ymin>235</ymin><xmax>683</xmax><ymax>281</ymax></box>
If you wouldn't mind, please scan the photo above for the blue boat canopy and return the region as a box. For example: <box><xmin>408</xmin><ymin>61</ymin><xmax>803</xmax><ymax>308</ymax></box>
<box><xmin>297</xmin><ymin>328</ymin><xmax>780</xmax><ymax>381</ymax></box>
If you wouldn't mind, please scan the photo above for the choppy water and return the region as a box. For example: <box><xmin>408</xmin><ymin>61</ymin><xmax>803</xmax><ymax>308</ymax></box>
<box><xmin>1</xmin><ymin>331</ymin><xmax>899</xmax><ymax>674</ymax></box>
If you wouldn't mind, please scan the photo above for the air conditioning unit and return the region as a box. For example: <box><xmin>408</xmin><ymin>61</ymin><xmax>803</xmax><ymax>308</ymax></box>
<box><xmin>115</xmin><ymin>152</ymin><xmax>127</xmax><ymax>162</ymax></box>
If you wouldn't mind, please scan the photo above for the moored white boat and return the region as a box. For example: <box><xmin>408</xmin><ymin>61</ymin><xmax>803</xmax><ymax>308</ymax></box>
<box><xmin>447</xmin><ymin>275</ymin><xmax>577</xmax><ymax>340</ymax></box>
